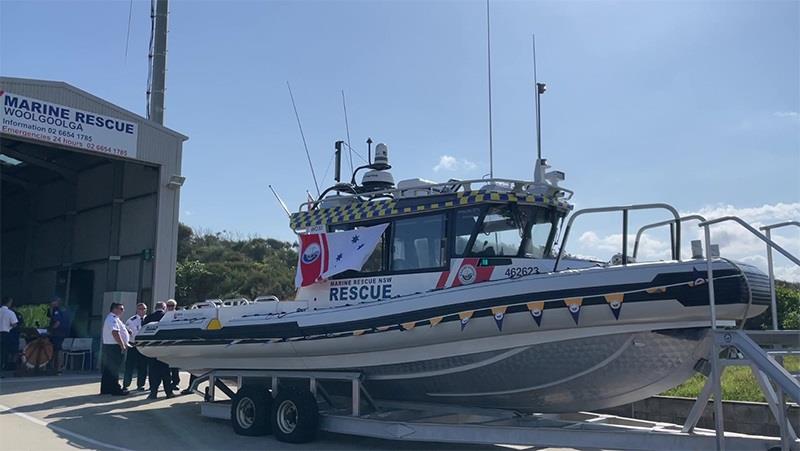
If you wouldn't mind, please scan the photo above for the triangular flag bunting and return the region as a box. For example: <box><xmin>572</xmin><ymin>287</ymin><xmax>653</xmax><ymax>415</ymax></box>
<box><xmin>375</xmin><ymin>325</ymin><xmax>391</xmax><ymax>332</ymax></box>
<box><xmin>491</xmin><ymin>306</ymin><xmax>507</xmax><ymax>331</ymax></box>
<box><xmin>564</xmin><ymin>297</ymin><xmax>583</xmax><ymax>325</ymax></box>
<box><xmin>401</xmin><ymin>321</ymin><xmax>416</xmax><ymax>331</ymax></box>
<box><xmin>429</xmin><ymin>316</ymin><xmax>444</xmax><ymax>327</ymax></box>
<box><xmin>645</xmin><ymin>286</ymin><xmax>667</xmax><ymax>294</ymax></box>
<box><xmin>604</xmin><ymin>293</ymin><xmax>624</xmax><ymax>320</ymax></box>
<box><xmin>459</xmin><ymin>311</ymin><xmax>474</xmax><ymax>331</ymax></box>
<box><xmin>527</xmin><ymin>301</ymin><xmax>544</xmax><ymax>327</ymax></box>
<box><xmin>353</xmin><ymin>329</ymin><xmax>366</xmax><ymax>336</ymax></box>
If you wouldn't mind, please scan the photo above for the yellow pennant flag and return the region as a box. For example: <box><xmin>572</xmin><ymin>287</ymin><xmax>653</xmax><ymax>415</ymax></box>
<box><xmin>429</xmin><ymin>316</ymin><xmax>444</xmax><ymax>327</ymax></box>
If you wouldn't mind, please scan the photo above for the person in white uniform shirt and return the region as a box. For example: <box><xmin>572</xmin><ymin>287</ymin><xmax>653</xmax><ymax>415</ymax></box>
<box><xmin>100</xmin><ymin>303</ymin><xmax>130</xmax><ymax>395</ymax></box>
<box><xmin>123</xmin><ymin>303</ymin><xmax>148</xmax><ymax>391</ymax></box>
<box><xmin>0</xmin><ymin>297</ymin><xmax>19</xmax><ymax>370</ymax></box>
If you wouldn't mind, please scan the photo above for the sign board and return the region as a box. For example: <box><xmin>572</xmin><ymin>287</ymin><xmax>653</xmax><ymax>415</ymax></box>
<box><xmin>1</xmin><ymin>91</ymin><xmax>138</xmax><ymax>159</ymax></box>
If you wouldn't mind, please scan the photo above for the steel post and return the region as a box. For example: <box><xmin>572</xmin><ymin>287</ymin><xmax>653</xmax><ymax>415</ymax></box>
<box><xmin>704</xmin><ymin>225</ymin><xmax>725</xmax><ymax>451</ymax></box>
<box><xmin>764</xmin><ymin>229</ymin><xmax>779</xmax><ymax>331</ymax></box>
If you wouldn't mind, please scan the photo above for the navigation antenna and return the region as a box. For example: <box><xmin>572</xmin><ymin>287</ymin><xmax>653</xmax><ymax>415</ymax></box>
<box><xmin>287</xmin><ymin>81</ymin><xmax>321</xmax><ymax>197</ymax></box>
<box><xmin>532</xmin><ymin>34</ymin><xmax>548</xmax><ymax>182</ymax></box>
<box><xmin>486</xmin><ymin>0</ymin><xmax>494</xmax><ymax>179</ymax></box>
<box><xmin>341</xmin><ymin>90</ymin><xmax>354</xmax><ymax>175</ymax></box>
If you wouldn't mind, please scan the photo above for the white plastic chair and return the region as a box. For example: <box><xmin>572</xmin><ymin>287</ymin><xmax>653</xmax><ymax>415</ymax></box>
<box><xmin>58</xmin><ymin>338</ymin><xmax>75</xmax><ymax>370</ymax></box>
<box><xmin>63</xmin><ymin>338</ymin><xmax>92</xmax><ymax>370</ymax></box>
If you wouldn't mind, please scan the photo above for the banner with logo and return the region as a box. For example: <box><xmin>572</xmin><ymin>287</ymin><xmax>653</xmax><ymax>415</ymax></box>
<box><xmin>1</xmin><ymin>91</ymin><xmax>138</xmax><ymax>159</ymax></box>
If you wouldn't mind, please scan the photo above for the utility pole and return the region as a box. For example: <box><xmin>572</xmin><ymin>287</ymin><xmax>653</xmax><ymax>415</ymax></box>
<box><xmin>149</xmin><ymin>0</ymin><xmax>169</xmax><ymax>124</ymax></box>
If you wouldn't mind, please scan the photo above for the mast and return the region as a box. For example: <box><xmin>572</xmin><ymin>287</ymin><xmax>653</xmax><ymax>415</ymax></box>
<box><xmin>149</xmin><ymin>0</ymin><xmax>169</xmax><ymax>124</ymax></box>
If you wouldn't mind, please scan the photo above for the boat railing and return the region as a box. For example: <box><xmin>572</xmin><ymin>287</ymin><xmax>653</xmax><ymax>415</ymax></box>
<box><xmin>695</xmin><ymin>215</ymin><xmax>800</xmax><ymax>450</ymax></box>
<box><xmin>632</xmin><ymin>214</ymin><xmax>707</xmax><ymax>260</ymax></box>
<box><xmin>297</xmin><ymin>177</ymin><xmax>574</xmax><ymax>212</ymax></box>
<box><xmin>553</xmin><ymin>203</ymin><xmax>682</xmax><ymax>272</ymax></box>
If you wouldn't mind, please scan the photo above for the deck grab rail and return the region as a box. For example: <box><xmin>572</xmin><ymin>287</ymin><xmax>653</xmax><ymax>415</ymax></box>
<box><xmin>553</xmin><ymin>203</ymin><xmax>681</xmax><ymax>271</ymax></box>
<box><xmin>632</xmin><ymin>215</ymin><xmax>707</xmax><ymax>260</ymax></box>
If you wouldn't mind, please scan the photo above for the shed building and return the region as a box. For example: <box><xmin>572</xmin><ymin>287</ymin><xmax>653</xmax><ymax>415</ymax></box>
<box><xmin>1</xmin><ymin>76</ymin><xmax>187</xmax><ymax>338</ymax></box>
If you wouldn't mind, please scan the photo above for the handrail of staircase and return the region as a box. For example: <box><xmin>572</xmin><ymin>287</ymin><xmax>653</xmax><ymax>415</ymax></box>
<box><xmin>632</xmin><ymin>214</ymin><xmax>707</xmax><ymax>260</ymax></box>
<box><xmin>759</xmin><ymin>220</ymin><xmax>800</xmax><ymax>330</ymax></box>
<box><xmin>698</xmin><ymin>216</ymin><xmax>800</xmax><ymax>266</ymax></box>
<box><xmin>553</xmin><ymin>203</ymin><xmax>681</xmax><ymax>272</ymax></box>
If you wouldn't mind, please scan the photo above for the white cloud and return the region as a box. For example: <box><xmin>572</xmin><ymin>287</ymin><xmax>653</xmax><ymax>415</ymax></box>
<box><xmin>433</xmin><ymin>155</ymin><xmax>477</xmax><ymax>172</ymax></box>
<box><xmin>571</xmin><ymin>202</ymin><xmax>800</xmax><ymax>282</ymax></box>
<box><xmin>773</xmin><ymin>111</ymin><xmax>799</xmax><ymax>119</ymax></box>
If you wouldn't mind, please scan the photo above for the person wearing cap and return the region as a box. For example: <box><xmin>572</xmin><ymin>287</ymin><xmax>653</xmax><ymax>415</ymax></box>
<box><xmin>100</xmin><ymin>303</ymin><xmax>130</xmax><ymax>396</ymax></box>
<box><xmin>165</xmin><ymin>299</ymin><xmax>181</xmax><ymax>390</ymax></box>
<box><xmin>123</xmin><ymin>303</ymin><xmax>148</xmax><ymax>391</ymax></box>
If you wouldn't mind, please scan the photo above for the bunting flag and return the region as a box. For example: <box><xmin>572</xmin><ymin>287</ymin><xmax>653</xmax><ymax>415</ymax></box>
<box><xmin>688</xmin><ymin>266</ymin><xmax>707</xmax><ymax>288</ymax></box>
<box><xmin>564</xmin><ymin>297</ymin><xmax>583</xmax><ymax>325</ymax></box>
<box><xmin>459</xmin><ymin>311</ymin><xmax>474</xmax><ymax>331</ymax></box>
<box><xmin>401</xmin><ymin>321</ymin><xmax>417</xmax><ymax>331</ymax></box>
<box><xmin>646</xmin><ymin>286</ymin><xmax>667</xmax><ymax>294</ymax></box>
<box><xmin>604</xmin><ymin>293</ymin><xmax>624</xmax><ymax>320</ymax></box>
<box><xmin>491</xmin><ymin>306</ymin><xmax>507</xmax><ymax>331</ymax></box>
<box><xmin>429</xmin><ymin>316</ymin><xmax>444</xmax><ymax>327</ymax></box>
<box><xmin>375</xmin><ymin>325</ymin><xmax>391</xmax><ymax>332</ymax></box>
<box><xmin>527</xmin><ymin>301</ymin><xmax>544</xmax><ymax>326</ymax></box>
<box><xmin>353</xmin><ymin>329</ymin><xmax>367</xmax><ymax>336</ymax></box>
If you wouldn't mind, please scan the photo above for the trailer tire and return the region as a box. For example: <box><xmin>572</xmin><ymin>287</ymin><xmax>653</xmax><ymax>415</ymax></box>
<box><xmin>271</xmin><ymin>387</ymin><xmax>319</xmax><ymax>443</ymax></box>
<box><xmin>231</xmin><ymin>386</ymin><xmax>271</xmax><ymax>436</ymax></box>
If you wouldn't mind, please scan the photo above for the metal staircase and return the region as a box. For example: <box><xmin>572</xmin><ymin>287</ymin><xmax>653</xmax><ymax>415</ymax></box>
<box><xmin>688</xmin><ymin>217</ymin><xmax>800</xmax><ymax>451</ymax></box>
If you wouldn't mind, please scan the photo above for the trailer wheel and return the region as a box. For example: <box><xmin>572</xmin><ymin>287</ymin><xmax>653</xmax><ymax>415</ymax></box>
<box><xmin>271</xmin><ymin>387</ymin><xmax>318</xmax><ymax>443</ymax></box>
<box><xmin>231</xmin><ymin>387</ymin><xmax>271</xmax><ymax>436</ymax></box>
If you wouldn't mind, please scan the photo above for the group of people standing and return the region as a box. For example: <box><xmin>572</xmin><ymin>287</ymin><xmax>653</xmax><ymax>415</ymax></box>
<box><xmin>100</xmin><ymin>299</ymin><xmax>188</xmax><ymax>399</ymax></box>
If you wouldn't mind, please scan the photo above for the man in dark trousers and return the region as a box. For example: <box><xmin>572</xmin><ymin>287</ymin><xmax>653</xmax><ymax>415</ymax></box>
<box><xmin>143</xmin><ymin>302</ymin><xmax>174</xmax><ymax>399</ymax></box>
<box><xmin>100</xmin><ymin>303</ymin><xmax>129</xmax><ymax>396</ymax></box>
<box><xmin>123</xmin><ymin>303</ymin><xmax>148</xmax><ymax>391</ymax></box>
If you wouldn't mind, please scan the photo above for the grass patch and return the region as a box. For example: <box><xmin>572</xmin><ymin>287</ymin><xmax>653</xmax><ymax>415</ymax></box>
<box><xmin>661</xmin><ymin>356</ymin><xmax>799</xmax><ymax>402</ymax></box>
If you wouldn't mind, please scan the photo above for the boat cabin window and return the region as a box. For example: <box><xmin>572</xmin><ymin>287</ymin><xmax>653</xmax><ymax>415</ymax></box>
<box><xmin>391</xmin><ymin>214</ymin><xmax>446</xmax><ymax>271</ymax></box>
<box><xmin>456</xmin><ymin>204</ymin><xmax>557</xmax><ymax>259</ymax></box>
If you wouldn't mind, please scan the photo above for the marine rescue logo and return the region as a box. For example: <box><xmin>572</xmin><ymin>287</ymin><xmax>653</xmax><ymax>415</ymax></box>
<box><xmin>457</xmin><ymin>264</ymin><xmax>477</xmax><ymax>285</ymax></box>
<box><xmin>302</xmin><ymin>243</ymin><xmax>322</xmax><ymax>264</ymax></box>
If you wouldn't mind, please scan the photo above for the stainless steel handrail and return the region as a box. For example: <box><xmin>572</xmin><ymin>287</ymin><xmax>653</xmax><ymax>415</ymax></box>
<box><xmin>632</xmin><ymin>215</ymin><xmax>707</xmax><ymax>260</ymax></box>
<box><xmin>759</xmin><ymin>221</ymin><xmax>800</xmax><ymax>330</ymax></box>
<box><xmin>699</xmin><ymin>217</ymin><xmax>800</xmax><ymax>266</ymax></box>
<box><xmin>553</xmin><ymin>203</ymin><xmax>682</xmax><ymax>272</ymax></box>
<box><xmin>297</xmin><ymin>177</ymin><xmax>575</xmax><ymax>212</ymax></box>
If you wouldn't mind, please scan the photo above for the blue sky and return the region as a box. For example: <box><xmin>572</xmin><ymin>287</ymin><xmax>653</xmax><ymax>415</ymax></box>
<box><xmin>2</xmin><ymin>1</ymin><xmax>798</xmax><ymax>277</ymax></box>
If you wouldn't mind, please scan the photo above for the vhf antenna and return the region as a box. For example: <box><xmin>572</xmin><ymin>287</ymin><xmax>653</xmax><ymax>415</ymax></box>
<box><xmin>287</xmin><ymin>81</ymin><xmax>321</xmax><ymax>197</ymax></box>
<box><xmin>486</xmin><ymin>0</ymin><xmax>494</xmax><ymax>179</ymax></box>
<box><xmin>532</xmin><ymin>34</ymin><xmax>546</xmax><ymax>162</ymax></box>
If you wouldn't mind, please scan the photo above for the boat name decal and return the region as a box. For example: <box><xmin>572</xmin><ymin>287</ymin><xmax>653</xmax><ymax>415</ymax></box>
<box><xmin>330</xmin><ymin>276</ymin><xmax>393</xmax><ymax>301</ymax></box>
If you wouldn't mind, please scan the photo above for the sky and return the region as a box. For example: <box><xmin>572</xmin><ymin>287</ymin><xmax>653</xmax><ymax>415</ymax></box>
<box><xmin>1</xmin><ymin>0</ymin><xmax>798</xmax><ymax>279</ymax></box>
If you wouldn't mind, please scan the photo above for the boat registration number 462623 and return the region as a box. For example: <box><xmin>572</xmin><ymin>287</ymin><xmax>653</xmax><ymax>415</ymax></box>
<box><xmin>504</xmin><ymin>266</ymin><xmax>540</xmax><ymax>278</ymax></box>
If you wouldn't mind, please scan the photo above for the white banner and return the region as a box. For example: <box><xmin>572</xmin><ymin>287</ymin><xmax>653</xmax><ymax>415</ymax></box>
<box><xmin>1</xmin><ymin>91</ymin><xmax>138</xmax><ymax>159</ymax></box>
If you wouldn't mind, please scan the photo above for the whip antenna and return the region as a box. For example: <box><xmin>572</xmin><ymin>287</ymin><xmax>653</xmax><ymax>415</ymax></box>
<box><xmin>287</xmin><ymin>81</ymin><xmax>321</xmax><ymax>197</ymax></box>
<box><xmin>341</xmin><ymin>90</ymin><xmax>354</xmax><ymax>175</ymax></box>
<box><xmin>268</xmin><ymin>185</ymin><xmax>291</xmax><ymax>218</ymax></box>
<box><xmin>486</xmin><ymin>0</ymin><xmax>494</xmax><ymax>178</ymax></box>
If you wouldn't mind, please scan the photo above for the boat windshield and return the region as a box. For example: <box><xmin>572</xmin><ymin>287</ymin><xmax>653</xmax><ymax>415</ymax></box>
<box><xmin>455</xmin><ymin>204</ymin><xmax>558</xmax><ymax>259</ymax></box>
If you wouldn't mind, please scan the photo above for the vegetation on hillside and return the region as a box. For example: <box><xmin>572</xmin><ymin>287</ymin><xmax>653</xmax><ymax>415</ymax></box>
<box><xmin>174</xmin><ymin>223</ymin><xmax>297</xmax><ymax>305</ymax></box>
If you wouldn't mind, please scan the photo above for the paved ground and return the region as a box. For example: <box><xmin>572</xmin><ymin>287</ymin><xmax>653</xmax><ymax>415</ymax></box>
<box><xmin>0</xmin><ymin>371</ymin><xmax>593</xmax><ymax>451</ymax></box>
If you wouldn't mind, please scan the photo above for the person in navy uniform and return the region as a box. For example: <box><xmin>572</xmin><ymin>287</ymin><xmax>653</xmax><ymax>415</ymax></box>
<box><xmin>48</xmin><ymin>297</ymin><xmax>70</xmax><ymax>370</ymax></box>
<box><xmin>100</xmin><ymin>303</ymin><xmax>130</xmax><ymax>396</ymax></box>
<box><xmin>165</xmin><ymin>299</ymin><xmax>181</xmax><ymax>390</ymax></box>
<box><xmin>123</xmin><ymin>303</ymin><xmax>148</xmax><ymax>391</ymax></box>
<box><xmin>143</xmin><ymin>301</ymin><xmax>174</xmax><ymax>399</ymax></box>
